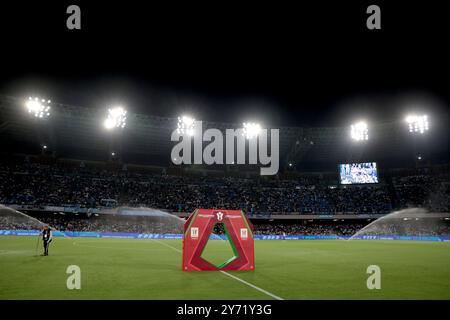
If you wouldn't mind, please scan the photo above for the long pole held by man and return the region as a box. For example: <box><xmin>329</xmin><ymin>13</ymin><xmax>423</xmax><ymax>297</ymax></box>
<box><xmin>35</xmin><ymin>231</ymin><xmax>40</xmax><ymax>256</ymax></box>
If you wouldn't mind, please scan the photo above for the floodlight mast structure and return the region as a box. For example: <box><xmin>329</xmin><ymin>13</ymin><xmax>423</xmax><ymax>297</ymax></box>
<box><xmin>350</xmin><ymin>121</ymin><xmax>368</xmax><ymax>141</ymax></box>
<box><xmin>242</xmin><ymin>122</ymin><xmax>261</xmax><ymax>139</ymax></box>
<box><xmin>25</xmin><ymin>97</ymin><xmax>51</xmax><ymax>119</ymax></box>
<box><xmin>177</xmin><ymin>115</ymin><xmax>196</xmax><ymax>136</ymax></box>
<box><xmin>24</xmin><ymin>97</ymin><xmax>55</xmax><ymax>157</ymax></box>
<box><xmin>104</xmin><ymin>106</ymin><xmax>127</xmax><ymax>162</ymax></box>
<box><xmin>405</xmin><ymin>114</ymin><xmax>430</xmax><ymax>165</ymax></box>
<box><xmin>405</xmin><ymin>114</ymin><xmax>429</xmax><ymax>134</ymax></box>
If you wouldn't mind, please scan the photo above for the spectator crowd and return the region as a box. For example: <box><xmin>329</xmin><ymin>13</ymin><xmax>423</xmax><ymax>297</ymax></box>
<box><xmin>0</xmin><ymin>162</ymin><xmax>448</xmax><ymax>216</ymax></box>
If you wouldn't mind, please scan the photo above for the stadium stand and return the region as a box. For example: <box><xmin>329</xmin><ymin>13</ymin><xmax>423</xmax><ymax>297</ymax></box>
<box><xmin>0</xmin><ymin>158</ymin><xmax>448</xmax><ymax>216</ymax></box>
<box><xmin>0</xmin><ymin>96</ymin><xmax>448</xmax><ymax>236</ymax></box>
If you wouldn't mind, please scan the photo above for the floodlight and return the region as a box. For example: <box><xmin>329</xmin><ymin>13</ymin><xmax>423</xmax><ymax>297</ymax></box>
<box><xmin>43</xmin><ymin>145</ymin><xmax>47</xmax><ymax>149</ymax></box>
<box><xmin>111</xmin><ymin>152</ymin><xmax>116</xmax><ymax>156</ymax></box>
<box><xmin>350</xmin><ymin>121</ymin><xmax>368</xmax><ymax>141</ymax></box>
<box><xmin>104</xmin><ymin>107</ymin><xmax>127</xmax><ymax>130</ymax></box>
<box><xmin>25</xmin><ymin>97</ymin><xmax>51</xmax><ymax>118</ymax></box>
<box><xmin>242</xmin><ymin>122</ymin><xmax>262</xmax><ymax>139</ymax></box>
<box><xmin>405</xmin><ymin>114</ymin><xmax>429</xmax><ymax>134</ymax></box>
<box><xmin>177</xmin><ymin>115</ymin><xmax>196</xmax><ymax>136</ymax></box>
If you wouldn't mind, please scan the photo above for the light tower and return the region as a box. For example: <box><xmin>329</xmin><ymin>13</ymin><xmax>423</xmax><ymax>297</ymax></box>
<box><xmin>103</xmin><ymin>106</ymin><xmax>127</xmax><ymax>162</ymax></box>
<box><xmin>350</xmin><ymin>121</ymin><xmax>369</xmax><ymax>141</ymax></box>
<box><xmin>405</xmin><ymin>114</ymin><xmax>430</xmax><ymax>166</ymax></box>
<box><xmin>177</xmin><ymin>115</ymin><xmax>196</xmax><ymax>136</ymax></box>
<box><xmin>405</xmin><ymin>114</ymin><xmax>429</xmax><ymax>134</ymax></box>
<box><xmin>242</xmin><ymin>122</ymin><xmax>262</xmax><ymax>139</ymax></box>
<box><xmin>25</xmin><ymin>97</ymin><xmax>51</xmax><ymax>118</ymax></box>
<box><xmin>104</xmin><ymin>106</ymin><xmax>127</xmax><ymax>130</ymax></box>
<box><xmin>24</xmin><ymin>97</ymin><xmax>53</xmax><ymax>156</ymax></box>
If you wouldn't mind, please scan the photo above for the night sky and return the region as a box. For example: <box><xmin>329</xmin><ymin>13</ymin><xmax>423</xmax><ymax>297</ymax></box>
<box><xmin>1</xmin><ymin>1</ymin><xmax>449</xmax><ymax>127</ymax></box>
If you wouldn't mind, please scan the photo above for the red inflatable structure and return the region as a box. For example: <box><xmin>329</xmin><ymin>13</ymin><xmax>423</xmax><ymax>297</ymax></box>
<box><xmin>182</xmin><ymin>209</ymin><xmax>255</xmax><ymax>271</ymax></box>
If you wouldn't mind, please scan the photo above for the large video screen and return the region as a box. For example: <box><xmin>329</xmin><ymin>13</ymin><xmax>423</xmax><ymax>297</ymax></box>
<box><xmin>339</xmin><ymin>162</ymin><xmax>379</xmax><ymax>184</ymax></box>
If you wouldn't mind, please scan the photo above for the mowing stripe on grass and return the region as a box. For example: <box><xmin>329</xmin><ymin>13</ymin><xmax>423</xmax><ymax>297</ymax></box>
<box><xmin>150</xmin><ymin>239</ymin><xmax>284</xmax><ymax>300</ymax></box>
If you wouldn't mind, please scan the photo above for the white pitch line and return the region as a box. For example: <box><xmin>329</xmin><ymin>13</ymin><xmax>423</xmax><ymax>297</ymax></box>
<box><xmin>219</xmin><ymin>271</ymin><xmax>283</xmax><ymax>300</ymax></box>
<box><xmin>151</xmin><ymin>239</ymin><xmax>284</xmax><ymax>300</ymax></box>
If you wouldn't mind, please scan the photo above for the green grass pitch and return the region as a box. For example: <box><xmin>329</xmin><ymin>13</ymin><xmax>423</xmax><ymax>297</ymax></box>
<box><xmin>0</xmin><ymin>236</ymin><xmax>449</xmax><ymax>299</ymax></box>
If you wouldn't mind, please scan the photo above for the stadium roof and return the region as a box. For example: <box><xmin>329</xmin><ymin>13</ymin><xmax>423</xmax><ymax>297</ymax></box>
<box><xmin>0</xmin><ymin>95</ymin><xmax>448</xmax><ymax>170</ymax></box>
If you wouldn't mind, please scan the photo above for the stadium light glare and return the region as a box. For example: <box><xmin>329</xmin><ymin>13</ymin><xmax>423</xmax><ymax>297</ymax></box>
<box><xmin>405</xmin><ymin>114</ymin><xmax>429</xmax><ymax>134</ymax></box>
<box><xmin>25</xmin><ymin>97</ymin><xmax>51</xmax><ymax>118</ymax></box>
<box><xmin>242</xmin><ymin>122</ymin><xmax>262</xmax><ymax>139</ymax></box>
<box><xmin>104</xmin><ymin>107</ymin><xmax>127</xmax><ymax>130</ymax></box>
<box><xmin>350</xmin><ymin>121</ymin><xmax>369</xmax><ymax>141</ymax></box>
<box><xmin>177</xmin><ymin>115</ymin><xmax>196</xmax><ymax>136</ymax></box>
<box><xmin>42</xmin><ymin>145</ymin><xmax>47</xmax><ymax>149</ymax></box>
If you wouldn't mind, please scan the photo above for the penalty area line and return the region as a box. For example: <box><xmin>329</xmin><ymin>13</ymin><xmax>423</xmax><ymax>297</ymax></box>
<box><xmin>150</xmin><ymin>239</ymin><xmax>284</xmax><ymax>300</ymax></box>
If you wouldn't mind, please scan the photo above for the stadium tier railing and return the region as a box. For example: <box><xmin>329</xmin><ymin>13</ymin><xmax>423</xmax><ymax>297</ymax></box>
<box><xmin>0</xmin><ymin>229</ymin><xmax>449</xmax><ymax>242</ymax></box>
